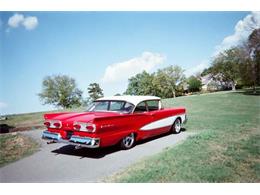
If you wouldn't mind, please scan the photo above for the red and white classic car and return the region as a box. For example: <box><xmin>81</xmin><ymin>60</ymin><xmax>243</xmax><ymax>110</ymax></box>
<box><xmin>42</xmin><ymin>96</ymin><xmax>187</xmax><ymax>149</ymax></box>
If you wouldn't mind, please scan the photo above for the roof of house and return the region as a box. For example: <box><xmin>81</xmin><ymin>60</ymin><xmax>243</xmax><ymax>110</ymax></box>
<box><xmin>201</xmin><ymin>74</ymin><xmax>213</xmax><ymax>85</ymax></box>
<box><xmin>96</xmin><ymin>95</ymin><xmax>161</xmax><ymax>106</ymax></box>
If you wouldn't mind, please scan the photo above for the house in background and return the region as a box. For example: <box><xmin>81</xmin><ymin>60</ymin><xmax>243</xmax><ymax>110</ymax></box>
<box><xmin>201</xmin><ymin>74</ymin><xmax>233</xmax><ymax>92</ymax></box>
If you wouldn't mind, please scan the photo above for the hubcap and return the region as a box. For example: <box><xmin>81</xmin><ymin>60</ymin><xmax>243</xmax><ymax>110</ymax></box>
<box><xmin>175</xmin><ymin>119</ymin><xmax>181</xmax><ymax>133</ymax></box>
<box><xmin>123</xmin><ymin>133</ymin><xmax>134</xmax><ymax>148</ymax></box>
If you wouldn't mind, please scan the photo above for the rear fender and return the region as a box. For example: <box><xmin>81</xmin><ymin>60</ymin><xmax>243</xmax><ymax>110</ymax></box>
<box><xmin>93</xmin><ymin>115</ymin><xmax>138</xmax><ymax>147</ymax></box>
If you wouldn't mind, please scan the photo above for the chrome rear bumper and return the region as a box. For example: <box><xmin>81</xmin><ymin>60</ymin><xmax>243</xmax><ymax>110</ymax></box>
<box><xmin>42</xmin><ymin>130</ymin><xmax>100</xmax><ymax>148</ymax></box>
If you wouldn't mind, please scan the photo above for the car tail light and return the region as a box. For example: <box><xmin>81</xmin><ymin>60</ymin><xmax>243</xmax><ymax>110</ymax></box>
<box><xmin>44</xmin><ymin>121</ymin><xmax>51</xmax><ymax>127</ymax></box>
<box><xmin>86</xmin><ymin>124</ymin><xmax>96</xmax><ymax>132</ymax></box>
<box><xmin>73</xmin><ymin>122</ymin><xmax>96</xmax><ymax>132</ymax></box>
<box><xmin>53</xmin><ymin>122</ymin><xmax>61</xmax><ymax>128</ymax></box>
<box><xmin>44</xmin><ymin>120</ymin><xmax>62</xmax><ymax>129</ymax></box>
<box><xmin>73</xmin><ymin>123</ymin><xmax>81</xmax><ymax>131</ymax></box>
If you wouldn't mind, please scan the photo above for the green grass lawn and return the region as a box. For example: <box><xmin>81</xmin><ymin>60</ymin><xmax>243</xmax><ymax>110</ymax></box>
<box><xmin>107</xmin><ymin>90</ymin><xmax>260</xmax><ymax>182</ymax></box>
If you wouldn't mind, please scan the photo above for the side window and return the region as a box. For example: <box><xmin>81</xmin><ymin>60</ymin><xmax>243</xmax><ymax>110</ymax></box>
<box><xmin>146</xmin><ymin>100</ymin><xmax>159</xmax><ymax>111</ymax></box>
<box><xmin>134</xmin><ymin>102</ymin><xmax>147</xmax><ymax>113</ymax></box>
<box><xmin>123</xmin><ymin>102</ymin><xmax>134</xmax><ymax>113</ymax></box>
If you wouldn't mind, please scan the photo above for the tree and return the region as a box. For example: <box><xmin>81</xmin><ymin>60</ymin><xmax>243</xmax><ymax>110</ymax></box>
<box><xmin>124</xmin><ymin>71</ymin><xmax>156</xmax><ymax>95</ymax></box>
<box><xmin>236</xmin><ymin>46</ymin><xmax>254</xmax><ymax>87</ymax></box>
<box><xmin>153</xmin><ymin>65</ymin><xmax>186</xmax><ymax>98</ymax></box>
<box><xmin>210</xmin><ymin>48</ymin><xmax>241</xmax><ymax>90</ymax></box>
<box><xmin>38</xmin><ymin>75</ymin><xmax>83</xmax><ymax>108</ymax></box>
<box><xmin>207</xmin><ymin>29</ymin><xmax>260</xmax><ymax>92</ymax></box>
<box><xmin>124</xmin><ymin>66</ymin><xmax>185</xmax><ymax>98</ymax></box>
<box><xmin>248</xmin><ymin>28</ymin><xmax>260</xmax><ymax>79</ymax></box>
<box><xmin>201</xmin><ymin>66</ymin><xmax>214</xmax><ymax>77</ymax></box>
<box><xmin>87</xmin><ymin>83</ymin><xmax>104</xmax><ymax>101</ymax></box>
<box><xmin>245</xmin><ymin>28</ymin><xmax>260</xmax><ymax>92</ymax></box>
<box><xmin>188</xmin><ymin>76</ymin><xmax>202</xmax><ymax>92</ymax></box>
<box><xmin>220</xmin><ymin>28</ymin><xmax>260</xmax><ymax>93</ymax></box>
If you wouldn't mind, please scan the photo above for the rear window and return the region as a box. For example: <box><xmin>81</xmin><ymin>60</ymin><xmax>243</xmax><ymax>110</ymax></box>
<box><xmin>110</xmin><ymin>101</ymin><xmax>125</xmax><ymax>111</ymax></box>
<box><xmin>146</xmin><ymin>100</ymin><xmax>159</xmax><ymax>111</ymax></box>
<box><xmin>86</xmin><ymin>101</ymin><xmax>134</xmax><ymax>113</ymax></box>
<box><xmin>94</xmin><ymin>101</ymin><xmax>109</xmax><ymax>111</ymax></box>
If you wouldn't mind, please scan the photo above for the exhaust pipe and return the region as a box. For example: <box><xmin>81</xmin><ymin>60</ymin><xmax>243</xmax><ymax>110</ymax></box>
<box><xmin>47</xmin><ymin>140</ymin><xmax>56</xmax><ymax>144</ymax></box>
<box><xmin>74</xmin><ymin>145</ymin><xmax>82</xmax><ymax>149</ymax></box>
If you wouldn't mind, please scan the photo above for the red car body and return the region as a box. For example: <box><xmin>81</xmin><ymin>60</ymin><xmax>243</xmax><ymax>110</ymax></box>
<box><xmin>42</xmin><ymin>96</ymin><xmax>187</xmax><ymax>149</ymax></box>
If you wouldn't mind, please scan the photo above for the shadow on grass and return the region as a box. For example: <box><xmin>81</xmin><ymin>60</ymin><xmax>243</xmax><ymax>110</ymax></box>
<box><xmin>232</xmin><ymin>89</ymin><xmax>260</xmax><ymax>96</ymax></box>
<box><xmin>51</xmin><ymin>128</ymin><xmax>186</xmax><ymax>159</ymax></box>
<box><xmin>0</xmin><ymin>124</ymin><xmax>15</xmax><ymax>134</ymax></box>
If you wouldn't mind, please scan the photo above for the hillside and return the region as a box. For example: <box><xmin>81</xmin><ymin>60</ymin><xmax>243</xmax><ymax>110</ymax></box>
<box><xmin>107</xmin><ymin>90</ymin><xmax>260</xmax><ymax>182</ymax></box>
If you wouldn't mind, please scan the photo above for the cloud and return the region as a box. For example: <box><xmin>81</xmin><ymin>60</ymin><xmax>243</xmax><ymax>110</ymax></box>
<box><xmin>8</xmin><ymin>13</ymin><xmax>24</xmax><ymax>28</ymax></box>
<box><xmin>185</xmin><ymin>60</ymin><xmax>209</xmax><ymax>77</ymax></box>
<box><xmin>22</xmin><ymin>16</ymin><xmax>38</xmax><ymax>30</ymax></box>
<box><xmin>186</xmin><ymin>12</ymin><xmax>260</xmax><ymax>77</ymax></box>
<box><xmin>101</xmin><ymin>52</ymin><xmax>166</xmax><ymax>83</ymax></box>
<box><xmin>214</xmin><ymin>11</ymin><xmax>260</xmax><ymax>56</ymax></box>
<box><xmin>7</xmin><ymin>13</ymin><xmax>38</xmax><ymax>31</ymax></box>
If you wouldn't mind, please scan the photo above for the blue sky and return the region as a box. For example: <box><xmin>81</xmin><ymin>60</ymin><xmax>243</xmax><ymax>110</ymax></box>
<box><xmin>0</xmin><ymin>11</ymin><xmax>258</xmax><ymax>114</ymax></box>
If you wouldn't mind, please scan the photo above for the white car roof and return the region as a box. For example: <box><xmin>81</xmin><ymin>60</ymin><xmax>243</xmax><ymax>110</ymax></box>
<box><xmin>96</xmin><ymin>95</ymin><xmax>161</xmax><ymax>106</ymax></box>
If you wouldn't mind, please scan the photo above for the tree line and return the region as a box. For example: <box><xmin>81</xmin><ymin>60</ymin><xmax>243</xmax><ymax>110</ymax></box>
<box><xmin>201</xmin><ymin>28</ymin><xmax>259</xmax><ymax>92</ymax></box>
<box><xmin>38</xmin><ymin>28</ymin><xmax>259</xmax><ymax>108</ymax></box>
<box><xmin>38</xmin><ymin>65</ymin><xmax>202</xmax><ymax>109</ymax></box>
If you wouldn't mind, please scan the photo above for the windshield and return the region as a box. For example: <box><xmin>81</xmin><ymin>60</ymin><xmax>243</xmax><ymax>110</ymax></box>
<box><xmin>86</xmin><ymin>100</ymin><xmax>135</xmax><ymax>113</ymax></box>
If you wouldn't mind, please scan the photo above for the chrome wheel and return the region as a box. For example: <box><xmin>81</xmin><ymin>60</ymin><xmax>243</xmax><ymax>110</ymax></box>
<box><xmin>121</xmin><ymin>133</ymin><xmax>135</xmax><ymax>149</ymax></box>
<box><xmin>173</xmin><ymin>118</ymin><xmax>181</xmax><ymax>134</ymax></box>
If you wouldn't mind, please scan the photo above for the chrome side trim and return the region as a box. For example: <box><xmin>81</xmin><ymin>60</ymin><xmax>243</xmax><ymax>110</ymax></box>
<box><xmin>140</xmin><ymin>114</ymin><xmax>187</xmax><ymax>131</ymax></box>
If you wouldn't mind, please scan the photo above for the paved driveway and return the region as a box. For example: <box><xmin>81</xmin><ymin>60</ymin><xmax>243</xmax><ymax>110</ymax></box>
<box><xmin>0</xmin><ymin>129</ymin><xmax>193</xmax><ymax>182</ymax></box>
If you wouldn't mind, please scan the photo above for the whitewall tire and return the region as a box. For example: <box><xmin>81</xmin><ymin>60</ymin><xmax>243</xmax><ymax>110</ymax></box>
<box><xmin>120</xmin><ymin>133</ymin><xmax>135</xmax><ymax>149</ymax></box>
<box><xmin>172</xmin><ymin>118</ymin><xmax>182</xmax><ymax>134</ymax></box>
